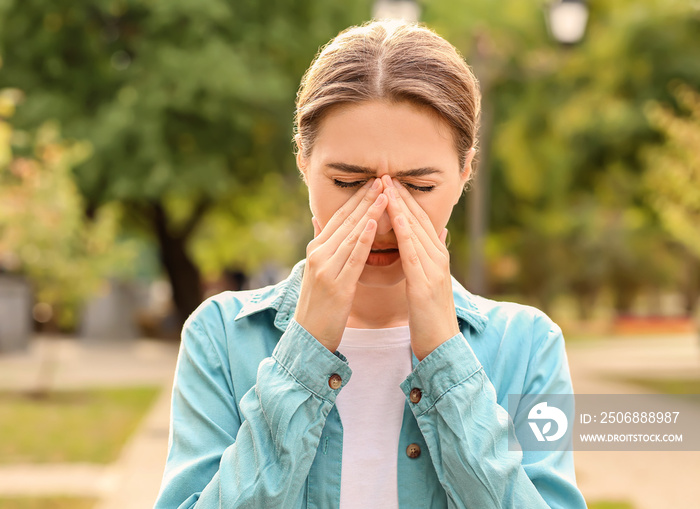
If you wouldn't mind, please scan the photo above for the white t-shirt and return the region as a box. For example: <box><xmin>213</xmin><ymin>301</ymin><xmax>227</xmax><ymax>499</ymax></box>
<box><xmin>335</xmin><ymin>326</ymin><xmax>413</xmax><ymax>509</ymax></box>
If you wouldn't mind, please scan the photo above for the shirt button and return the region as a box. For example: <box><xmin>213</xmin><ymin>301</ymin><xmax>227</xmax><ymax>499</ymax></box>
<box><xmin>328</xmin><ymin>374</ymin><xmax>342</xmax><ymax>390</ymax></box>
<box><xmin>409</xmin><ymin>388</ymin><xmax>422</xmax><ymax>404</ymax></box>
<box><xmin>406</xmin><ymin>443</ymin><xmax>421</xmax><ymax>459</ymax></box>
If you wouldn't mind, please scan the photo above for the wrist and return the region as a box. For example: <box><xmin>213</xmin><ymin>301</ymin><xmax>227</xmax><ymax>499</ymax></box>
<box><xmin>293</xmin><ymin>312</ymin><xmax>342</xmax><ymax>353</ymax></box>
<box><xmin>412</xmin><ymin>326</ymin><xmax>459</xmax><ymax>361</ymax></box>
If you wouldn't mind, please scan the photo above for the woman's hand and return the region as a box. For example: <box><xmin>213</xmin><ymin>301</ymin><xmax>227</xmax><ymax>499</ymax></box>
<box><xmin>381</xmin><ymin>175</ymin><xmax>460</xmax><ymax>361</ymax></box>
<box><xmin>294</xmin><ymin>178</ymin><xmax>388</xmax><ymax>352</ymax></box>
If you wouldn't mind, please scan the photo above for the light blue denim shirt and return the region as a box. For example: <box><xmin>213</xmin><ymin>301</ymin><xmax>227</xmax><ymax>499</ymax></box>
<box><xmin>155</xmin><ymin>260</ymin><xmax>587</xmax><ymax>508</ymax></box>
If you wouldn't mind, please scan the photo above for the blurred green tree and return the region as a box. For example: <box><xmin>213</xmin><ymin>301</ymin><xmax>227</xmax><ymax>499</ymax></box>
<box><xmin>644</xmin><ymin>84</ymin><xmax>700</xmax><ymax>315</ymax></box>
<box><xmin>0</xmin><ymin>88</ymin><xmax>133</xmax><ymax>329</ymax></box>
<box><xmin>427</xmin><ymin>0</ymin><xmax>700</xmax><ymax>316</ymax></box>
<box><xmin>645</xmin><ymin>84</ymin><xmax>700</xmax><ymax>257</ymax></box>
<box><xmin>0</xmin><ymin>0</ymin><xmax>371</xmax><ymax>324</ymax></box>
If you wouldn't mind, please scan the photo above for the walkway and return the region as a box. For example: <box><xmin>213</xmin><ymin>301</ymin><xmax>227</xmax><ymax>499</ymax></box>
<box><xmin>0</xmin><ymin>337</ymin><xmax>179</xmax><ymax>508</ymax></box>
<box><xmin>568</xmin><ymin>333</ymin><xmax>700</xmax><ymax>509</ymax></box>
<box><xmin>0</xmin><ymin>332</ymin><xmax>698</xmax><ymax>508</ymax></box>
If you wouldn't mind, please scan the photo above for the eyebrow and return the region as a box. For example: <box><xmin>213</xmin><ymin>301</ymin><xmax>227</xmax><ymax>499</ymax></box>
<box><xmin>326</xmin><ymin>162</ymin><xmax>443</xmax><ymax>178</ymax></box>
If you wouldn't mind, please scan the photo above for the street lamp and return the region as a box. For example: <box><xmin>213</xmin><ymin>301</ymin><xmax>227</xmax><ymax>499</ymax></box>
<box><xmin>546</xmin><ymin>0</ymin><xmax>589</xmax><ymax>45</ymax></box>
<box><xmin>372</xmin><ymin>0</ymin><xmax>421</xmax><ymax>23</ymax></box>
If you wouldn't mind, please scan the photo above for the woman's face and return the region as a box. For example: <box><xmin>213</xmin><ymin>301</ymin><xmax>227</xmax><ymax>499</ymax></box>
<box><xmin>297</xmin><ymin>100</ymin><xmax>472</xmax><ymax>288</ymax></box>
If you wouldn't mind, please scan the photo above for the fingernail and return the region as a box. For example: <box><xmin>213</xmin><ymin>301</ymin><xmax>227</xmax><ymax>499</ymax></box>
<box><xmin>372</xmin><ymin>178</ymin><xmax>381</xmax><ymax>190</ymax></box>
<box><xmin>392</xmin><ymin>178</ymin><xmax>400</xmax><ymax>188</ymax></box>
<box><xmin>396</xmin><ymin>215</ymin><xmax>405</xmax><ymax>226</ymax></box>
<box><xmin>373</xmin><ymin>193</ymin><xmax>385</xmax><ymax>206</ymax></box>
<box><xmin>388</xmin><ymin>187</ymin><xmax>397</xmax><ymax>200</ymax></box>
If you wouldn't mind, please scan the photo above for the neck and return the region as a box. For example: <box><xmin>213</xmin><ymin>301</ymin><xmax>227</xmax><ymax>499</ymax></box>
<box><xmin>346</xmin><ymin>280</ymin><xmax>409</xmax><ymax>329</ymax></box>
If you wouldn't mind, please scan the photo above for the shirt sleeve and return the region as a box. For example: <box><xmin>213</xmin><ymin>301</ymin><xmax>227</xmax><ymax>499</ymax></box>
<box><xmin>154</xmin><ymin>312</ymin><xmax>352</xmax><ymax>509</ymax></box>
<box><xmin>399</xmin><ymin>312</ymin><xmax>587</xmax><ymax>509</ymax></box>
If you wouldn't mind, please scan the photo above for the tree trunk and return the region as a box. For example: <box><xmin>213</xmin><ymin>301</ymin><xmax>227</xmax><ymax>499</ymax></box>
<box><xmin>575</xmin><ymin>289</ymin><xmax>598</xmax><ymax>322</ymax></box>
<box><xmin>681</xmin><ymin>254</ymin><xmax>700</xmax><ymax>317</ymax></box>
<box><xmin>152</xmin><ymin>203</ymin><xmax>204</xmax><ymax>329</ymax></box>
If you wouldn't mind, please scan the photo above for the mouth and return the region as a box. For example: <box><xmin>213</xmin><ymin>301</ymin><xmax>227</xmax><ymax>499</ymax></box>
<box><xmin>366</xmin><ymin>247</ymin><xmax>400</xmax><ymax>267</ymax></box>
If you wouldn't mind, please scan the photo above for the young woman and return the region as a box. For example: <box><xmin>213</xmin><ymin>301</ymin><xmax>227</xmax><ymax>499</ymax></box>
<box><xmin>155</xmin><ymin>20</ymin><xmax>586</xmax><ymax>508</ymax></box>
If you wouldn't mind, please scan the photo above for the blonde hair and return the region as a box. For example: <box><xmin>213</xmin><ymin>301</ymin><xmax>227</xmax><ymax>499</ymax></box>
<box><xmin>294</xmin><ymin>20</ymin><xmax>481</xmax><ymax>173</ymax></box>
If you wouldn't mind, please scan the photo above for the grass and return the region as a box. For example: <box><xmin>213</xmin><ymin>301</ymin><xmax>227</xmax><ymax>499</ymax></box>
<box><xmin>622</xmin><ymin>377</ymin><xmax>700</xmax><ymax>396</ymax></box>
<box><xmin>588</xmin><ymin>501</ymin><xmax>635</xmax><ymax>509</ymax></box>
<box><xmin>0</xmin><ymin>386</ymin><xmax>160</xmax><ymax>464</ymax></box>
<box><xmin>0</xmin><ymin>497</ymin><xmax>97</xmax><ymax>509</ymax></box>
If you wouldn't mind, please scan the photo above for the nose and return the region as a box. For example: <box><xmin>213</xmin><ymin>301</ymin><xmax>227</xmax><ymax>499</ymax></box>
<box><xmin>376</xmin><ymin>208</ymin><xmax>392</xmax><ymax>235</ymax></box>
<box><xmin>375</xmin><ymin>175</ymin><xmax>393</xmax><ymax>235</ymax></box>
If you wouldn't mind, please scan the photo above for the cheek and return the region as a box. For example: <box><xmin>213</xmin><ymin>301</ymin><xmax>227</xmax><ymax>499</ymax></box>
<box><xmin>416</xmin><ymin>195</ymin><xmax>454</xmax><ymax>232</ymax></box>
<box><xmin>308</xmin><ymin>185</ymin><xmax>348</xmax><ymax>227</ymax></box>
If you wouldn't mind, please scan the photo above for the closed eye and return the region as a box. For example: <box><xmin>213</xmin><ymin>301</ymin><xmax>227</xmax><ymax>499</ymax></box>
<box><xmin>404</xmin><ymin>183</ymin><xmax>435</xmax><ymax>193</ymax></box>
<box><xmin>333</xmin><ymin>179</ymin><xmax>366</xmax><ymax>189</ymax></box>
<box><xmin>333</xmin><ymin>179</ymin><xmax>434</xmax><ymax>193</ymax></box>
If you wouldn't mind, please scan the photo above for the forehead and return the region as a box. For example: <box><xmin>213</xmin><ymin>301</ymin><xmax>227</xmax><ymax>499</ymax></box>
<box><xmin>310</xmin><ymin>100</ymin><xmax>460</xmax><ymax>172</ymax></box>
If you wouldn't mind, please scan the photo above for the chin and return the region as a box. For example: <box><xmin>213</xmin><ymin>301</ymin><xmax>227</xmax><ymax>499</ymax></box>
<box><xmin>357</xmin><ymin>262</ymin><xmax>406</xmax><ymax>288</ymax></box>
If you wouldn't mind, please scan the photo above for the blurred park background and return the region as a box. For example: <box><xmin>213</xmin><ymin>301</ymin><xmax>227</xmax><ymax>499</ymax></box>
<box><xmin>0</xmin><ymin>0</ymin><xmax>698</xmax><ymax>508</ymax></box>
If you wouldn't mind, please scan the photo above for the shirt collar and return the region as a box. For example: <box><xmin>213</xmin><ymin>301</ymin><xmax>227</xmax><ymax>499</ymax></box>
<box><xmin>235</xmin><ymin>259</ymin><xmax>488</xmax><ymax>335</ymax></box>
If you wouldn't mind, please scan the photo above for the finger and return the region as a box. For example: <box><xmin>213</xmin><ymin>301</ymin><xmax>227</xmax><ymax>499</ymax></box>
<box><xmin>392</xmin><ymin>213</ymin><xmax>428</xmax><ymax>281</ymax></box>
<box><xmin>383</xmin><ymin>182</ymin><xmax>440</xmax><ymax>266</ymax></box>
<box><xmin>439</xmin><ymin>228</ymin><xmax>448</xmax><ymax>245</ymax></box>
<box><xmin>336</xmin><ymin>218</ymin><xmax>377</xmax><ymax>284</ymax></box>
<box><xmin>325</xmin><ymin>193</ymin><xmax>388</xmax><ymax>278</ymax></box>
<box><xmin>312</xmin><ymin>217</ymin><xmax>321</xmax><ymax>238</ymax></box>
<box><xmin>313</xmin><ymin>178</ymin><xmax>382</xmax><ymax>248</ymax></box>
<box><xmin>321</xmin><ymin>178</ymin><xmax>386</xmax><ymax>252</ymax></box>
<box><xmin>389</xmin><ymin>178</ymin><xmax>446</xmax><ymax>253</ymax></box>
